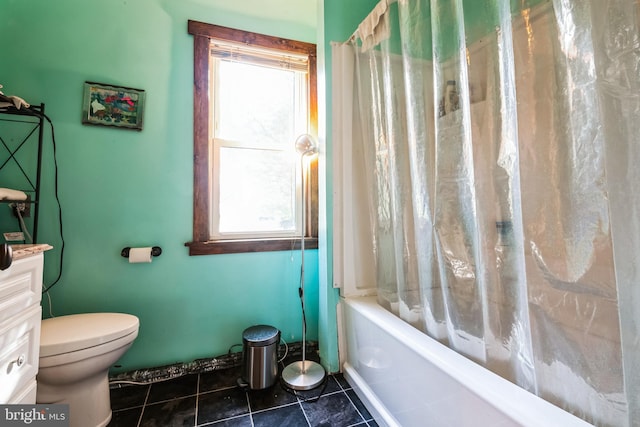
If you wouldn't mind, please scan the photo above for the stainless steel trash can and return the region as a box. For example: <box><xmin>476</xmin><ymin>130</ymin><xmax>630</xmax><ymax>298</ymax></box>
<box><xmin>242</xmin><ymin>325</ymin><xmax>280</xmax><ymax>390</ymax></box>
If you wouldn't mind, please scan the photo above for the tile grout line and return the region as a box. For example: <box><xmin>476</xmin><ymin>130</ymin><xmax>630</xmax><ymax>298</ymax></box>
<box><xmin>295</xmin><ymin>392</ymin><xmax>313</xmax><ymax>427</ymax></box>
<box><xmin>197</xmin><ymin>413</ymin><xmax>250</xmax><ymax>427</ymax></box>
<box><xmin>145</xmin><ymin>392</ymin><xmax>199</xmax><ymax>406</ymax></box>
<box><xmin>343</xmin><ymin>387</ymin><xmax>371</xmax><ymax>423</ymax></box>
<box><xmin>335</xmin><ymin>376</ymin><xmax>371</xmax><ymax>424</ymax></box>
<box><xmin>194</xmin><ymin>374</ymin><xmax>201</xmax><ymax>427</ymax></box>
<box><xmin>245</xmin><ymin>389</ymin><xmax>255</xmax><ymax>427</ymax></box>
<box><xmin>198</xmin><ymin>384</ymin><xmax>238</xmax><ymax>395</ymax></box>
<box><xmin>297</xmin><ymin>388</ymin><xmax>345</xmax><ymax>403</ymax></box>
<box><xmin>249</xmin><ymin>400</ymin><xmax>300</xmax><ymax>415</ymax></box>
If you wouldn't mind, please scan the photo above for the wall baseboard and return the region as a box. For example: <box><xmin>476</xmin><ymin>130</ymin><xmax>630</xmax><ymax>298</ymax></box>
<box><xmin>109</xmin><ymin>341</ymin><xmax>318</xmax><ymax>387</ymax></box>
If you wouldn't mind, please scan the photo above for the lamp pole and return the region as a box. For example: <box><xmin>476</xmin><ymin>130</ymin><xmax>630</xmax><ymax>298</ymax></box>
<box><xmin>281</xmin><ymin>134</ymin><xmax>326</xmax><ymax>391</ymax></box>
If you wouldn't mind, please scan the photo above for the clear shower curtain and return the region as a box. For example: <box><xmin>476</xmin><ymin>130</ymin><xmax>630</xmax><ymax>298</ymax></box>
<box><xmin>334</xmin><ymin>0</ymin><xmax>640</xmax><ymax>425</ymax></box>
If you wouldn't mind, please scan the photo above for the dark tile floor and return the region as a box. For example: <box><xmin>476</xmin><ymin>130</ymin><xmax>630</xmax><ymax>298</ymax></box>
<box><xmin>108</xmin><ymin>363</ymin><xmax>378</xmax><ymax>427</ymax></box>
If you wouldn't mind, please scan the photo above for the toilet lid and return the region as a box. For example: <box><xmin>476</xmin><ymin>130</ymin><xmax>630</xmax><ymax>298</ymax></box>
<box><xmin>40</xmin><ymin>313</ymin><xmax>139</xmax><ymax>357</ymax></box>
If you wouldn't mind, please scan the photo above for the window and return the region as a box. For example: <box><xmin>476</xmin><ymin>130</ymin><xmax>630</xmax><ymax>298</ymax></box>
<box><xmin>187</xmin><ymin>21</ymin><xmax>318</xmax><ymax>255</ymax></box>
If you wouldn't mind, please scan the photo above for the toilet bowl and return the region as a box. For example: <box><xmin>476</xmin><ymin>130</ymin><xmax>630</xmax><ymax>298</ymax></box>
<box><xmin>37</xmin><ymin>313</ymin><xmax>139</xmax><ymax>427</ymax></box>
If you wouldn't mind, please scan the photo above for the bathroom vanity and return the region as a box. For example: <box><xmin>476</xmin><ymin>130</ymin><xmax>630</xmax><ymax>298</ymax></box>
<box><xmin>0</xmin><ymin>243</ymin><xmax>52</xmax><ymax>403</ymax></box>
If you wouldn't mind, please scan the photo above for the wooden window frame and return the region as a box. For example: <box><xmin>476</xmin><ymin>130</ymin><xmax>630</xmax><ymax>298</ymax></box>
<box><xmin>186</xmin><ymin>20</ymin><xmax>318</xmax><ymax>255</ymax></box>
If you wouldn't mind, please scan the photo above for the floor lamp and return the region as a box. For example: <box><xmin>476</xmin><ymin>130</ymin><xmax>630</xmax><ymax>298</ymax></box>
<box><xmin>282</xmin><ymin>134</ymin><xmax>326</xmax><ymax>390</ymax></box>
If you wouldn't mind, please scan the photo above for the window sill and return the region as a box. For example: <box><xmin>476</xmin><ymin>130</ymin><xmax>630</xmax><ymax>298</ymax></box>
<box><xmin>185</xmin><ymin>237</ymin><xmax>318</xmax><ymax>256</ymax></box>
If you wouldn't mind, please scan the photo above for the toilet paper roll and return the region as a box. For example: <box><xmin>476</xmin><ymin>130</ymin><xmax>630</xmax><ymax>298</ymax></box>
<box><xmin>129</xmin><ymin>247</ymin><xmax>153</xmax><ymax>263</ymax></box>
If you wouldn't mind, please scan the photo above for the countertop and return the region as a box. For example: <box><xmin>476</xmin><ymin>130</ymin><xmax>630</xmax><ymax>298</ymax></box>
<box><xmin>11</xmin><ymin>243</ymin><xmax>53</xmax><ymax>260</ymax></box>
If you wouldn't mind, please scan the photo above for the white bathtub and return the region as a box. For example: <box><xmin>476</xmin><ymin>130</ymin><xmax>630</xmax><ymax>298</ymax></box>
<box><xmin>339</xmin><ymin>297</ymin><xmax>593</xmax><ymax>427</ymax></box>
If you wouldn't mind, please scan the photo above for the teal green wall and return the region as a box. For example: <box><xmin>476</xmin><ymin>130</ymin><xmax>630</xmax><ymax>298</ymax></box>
<box><xmin>1</xmin><ymin>0</ymin><xmax>319</xmax><ymax>373</ymax></box>
<box><xmin>318</xmin><ymin>0</ymin><xmax>378</xmax><ymax>373</ymax></box>
<box><xmin>434</xmin><ymin>0</ymin><xmax>549</xmax><ymax>60</ymax></box>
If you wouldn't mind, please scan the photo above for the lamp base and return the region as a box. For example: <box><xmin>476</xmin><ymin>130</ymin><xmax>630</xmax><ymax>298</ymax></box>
<box><xmin>281</xmin><ymin>360</ymin><xmax>326</xmax><ymax>390</ymax></box>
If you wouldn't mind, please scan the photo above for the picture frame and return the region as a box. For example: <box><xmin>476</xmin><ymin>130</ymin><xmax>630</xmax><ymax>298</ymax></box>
<box><xmin>82</xmin><ymin>81</ymin><xmax>145</xmax><ymax>130</ymax></box>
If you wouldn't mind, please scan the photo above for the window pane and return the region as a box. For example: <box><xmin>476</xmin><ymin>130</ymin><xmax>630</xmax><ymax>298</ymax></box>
<box><xmin>218</xmin><ymin>146</ymin><xmax>297</xmax><ymax>234</ymax></box>
<box><xmin>216</xmin><ymin>61</ymin><xmax>296</xmax><ymax>147</ymax></box>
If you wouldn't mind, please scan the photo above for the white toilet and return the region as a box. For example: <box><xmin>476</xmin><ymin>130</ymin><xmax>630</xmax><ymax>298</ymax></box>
<box><xmin>37</xmin><ymin>313</ymin><xmax>139</xmax><ymax>427</ymax></box>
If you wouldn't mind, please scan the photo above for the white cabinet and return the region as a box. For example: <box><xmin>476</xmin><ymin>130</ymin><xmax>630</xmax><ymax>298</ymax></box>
<box><xmin>0</xmin><ymin>253</ymin><xmax>43</xmax><ymax>404</ymax></box>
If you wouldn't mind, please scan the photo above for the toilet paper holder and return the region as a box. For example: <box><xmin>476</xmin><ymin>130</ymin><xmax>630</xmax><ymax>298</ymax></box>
<box><xmin>121</xmin><ymin>246</ymin><xmax>162</xmax><ymax>258</ymax></box>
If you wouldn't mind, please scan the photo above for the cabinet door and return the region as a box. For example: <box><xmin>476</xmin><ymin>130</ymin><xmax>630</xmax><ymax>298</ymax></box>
<box><xmin>0</xmin><ymin>253</ymin><xmax>43</xmax><ymax>324</ymax></box>
<box><xmin>0</xmin><ymin>304</ymin><xmax>41</xmax><ymax>403</ymax></box>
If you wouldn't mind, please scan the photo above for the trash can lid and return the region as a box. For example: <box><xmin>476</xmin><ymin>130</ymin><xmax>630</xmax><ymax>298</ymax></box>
<box><xmin>243</xmin><ymin>325</ymin><xmax>280</xmax><ymax>346</ymax></box>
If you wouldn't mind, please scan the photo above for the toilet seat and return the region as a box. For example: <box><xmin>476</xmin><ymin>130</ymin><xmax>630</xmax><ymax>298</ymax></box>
<box><xmin>40</xmin><ymin>313</ymin><xmax>139</xmax><ymax>357</ymax></box>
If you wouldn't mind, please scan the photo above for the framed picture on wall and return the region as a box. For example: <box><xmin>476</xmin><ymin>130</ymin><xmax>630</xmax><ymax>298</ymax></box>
<box><xmin>81</xmin><ymin>81</ymin><xmax>145</xmax><ymax>130</ymax></box>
